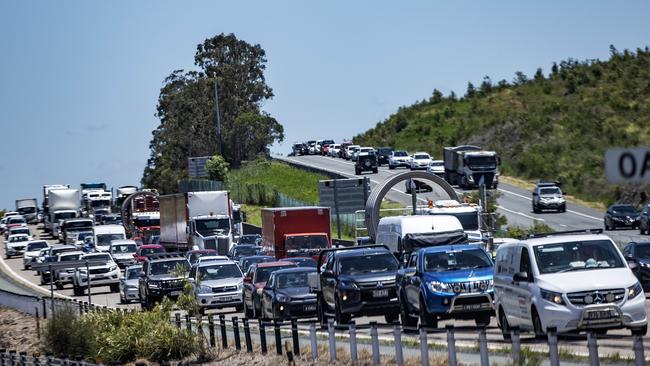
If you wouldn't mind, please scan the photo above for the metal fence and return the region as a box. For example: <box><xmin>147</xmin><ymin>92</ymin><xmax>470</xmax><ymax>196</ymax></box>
<box><xmin>173</xmin><ymin>313</ymin><xmax>648</xmax><ymax>366</ymax></box>
<box><xmin>0</xmin><ymin>288</ymin><xmax>114</xmax><ymax>320</ymax></box>
<box><xmin>0</xmin><ymin>350</ymin><xmax>101</xmax><ymax>366</ymax></box>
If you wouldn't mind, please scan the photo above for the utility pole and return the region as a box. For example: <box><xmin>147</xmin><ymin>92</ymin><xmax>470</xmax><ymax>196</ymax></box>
<box><xmin>214</xmin><ymin>78</ymin><xmax>223</xmax><ymax>156</ymax></box>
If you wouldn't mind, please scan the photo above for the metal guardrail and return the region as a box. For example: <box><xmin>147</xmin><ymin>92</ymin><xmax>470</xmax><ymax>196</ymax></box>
<box><xmin>0</xmin><ymin>349</ymin><xmax>101</xmax><ymax>366</ymax></box>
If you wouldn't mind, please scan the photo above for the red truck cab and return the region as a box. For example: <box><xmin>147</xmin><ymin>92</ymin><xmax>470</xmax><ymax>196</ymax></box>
<box><xmin>261</xmin><ymin>207</ymin><xmax>331</xmax><ymax>260</ymax></box>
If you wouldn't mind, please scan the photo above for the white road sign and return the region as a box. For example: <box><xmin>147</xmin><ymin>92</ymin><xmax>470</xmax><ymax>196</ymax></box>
<box><xmin>605</xmin><ymin>147</ymin><xmax>650</xmax><ymax>184</ymax></box>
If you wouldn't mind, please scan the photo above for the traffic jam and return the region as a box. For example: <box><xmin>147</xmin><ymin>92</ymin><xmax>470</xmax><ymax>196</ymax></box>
<box><xmin>1</xmin><ymin>175</ymin><xmax>649</xmax><ymax>341</ymax></box>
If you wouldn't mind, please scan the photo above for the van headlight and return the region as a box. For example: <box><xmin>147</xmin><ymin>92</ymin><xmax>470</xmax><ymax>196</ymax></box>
<box><xmin>540</xmin><ymin>288</ymin><xmax>565</xmax><ymax>305</ymax></box>
<box><xmin>628</xmin><ymin>283</ymin><xmax>643</xmax><ymax>300</ymax></box>
<box><xmin>430</xmin><ymin>281</ymin><xmax>451</xmax><ymax>293</ymax></box>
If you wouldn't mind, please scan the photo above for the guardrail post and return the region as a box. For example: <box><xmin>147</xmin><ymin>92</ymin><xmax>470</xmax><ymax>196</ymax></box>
<box><xmin>197</xmin><ymin>315</ymin><xmax>204</xmax><ymax>339</ymax></box>
<box><xmin>32</xmin><ymin>355</ymin><xmax>40</xmax><ymax>366</ymax></box>
<box><xmin>370</xmin><ymin>322</ymin><xmax>380</xmax><ymax>366</ymax></box>
<box><xmin>185</xmin><ymin>314</ymin><xmax>192</xmax><ymax>332</ymax></box>
<box><xmin>175</xmin><ymin>313</ymin><xmax>181</xmax><ymax>329</ymax></box>
<box><xmin>45</xmin><ymin>353</ymin><xmax>53</xmax><ymax>366</ymax></box>
<box><xmin>291</xmin><ymin>318</ymin><xmax>300</xmax><ymax>356</ymax></box>
<box><xmin>419</xmin><ymin>327</ymin><xmax>429</xmax><ymax>366</ymax></box>
<box><xmin>259</xmin><ymin>319</ymin><xmax>267</xmax><ymax>354</ymax></box>
<box><xmin>273</xmin><ymin>319</ymin><xmax>282</xmax><ymax>355</ymax></box>
<box><xmin>9</xmin><ymin>350</ymin><xmax>15</xmax><ymax>366</ymax></box>
<box><xmin>18</xmin><ymin>352</ymin><xmax>26</xmax><ymax>366</ymax></box>
<box><xmin>233</xmin><ymin>317</ymin><xmax>241</xmax><ymax>351</ymax></box>
<box><xmin>446</xmin><ymin>324</ymin><xmax>457</xmax><ymax>366</ymax></box>
<box><xmin>219</xmin><ymin>315</ymin><xmax>228</xmax><ymax>349</ymax></box>
<box><xmin>511</xmin><ymin>326</ymin><xmax>521</xmax><ymax>366</ymax></box>
<box><xmin>633</xmin><ymin>328</ymin><xmax>646</xmax><ymax>366</ymax></box>
<box><xmin>546</xmin><ymin>327</ymin><xmax>559</xmax><ymax>366</ymax></box>
<box><xmin>478</xmin><ymin>326</ymin><xmax>489</xmax><ymax>366</ymax></box>
<box><xmin>309</xmin><ymin>322</ymin><xmax>318</xmax><ymax>361</ymax></box>
<box><xmin>348</xmin><ymin>321</ymin><xmax>358</xmax><ymax>365</ymax></box>
<box><xmin>394</xmin><ymin>324</ymin><xmax>404</xmax><ymax>366</ymax></box>
<box><xmin>243</xmin><ymin>318</ymin><xmax>253</xmax><ymax>353</ymax></box>
<box><xmin>207</xmin><ymin>315</ymin><xmax>215</xmax><ymax>347</ymax></box>
<box><xmin>327</xmin><ymin>319</ymin><xmax>336</xmax><ymax>362</ymax></box>
<box><xmin>587</xmin><ymin>331</ymin><xmax>600</xmax><ymax>366</ymax></box>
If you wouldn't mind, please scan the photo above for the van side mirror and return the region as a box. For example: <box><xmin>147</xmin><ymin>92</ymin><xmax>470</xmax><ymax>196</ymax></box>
<box><xmin>513</xmin><ymin>271</ymin><xmax>529</xmax><ymax>282</ymax></box>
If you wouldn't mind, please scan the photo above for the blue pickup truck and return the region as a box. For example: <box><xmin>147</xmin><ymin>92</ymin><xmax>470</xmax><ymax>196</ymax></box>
<box><xmin>396</xmin><ymin>244</ymin><xmax>495</xmax><ymax>328</ymax></box>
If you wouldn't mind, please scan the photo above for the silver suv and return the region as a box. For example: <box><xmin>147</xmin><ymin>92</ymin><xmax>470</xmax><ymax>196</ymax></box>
<box><xmin>532</xmin><ymin>181</ymin><xmax>566</xmax><ymax>213</ymax></box>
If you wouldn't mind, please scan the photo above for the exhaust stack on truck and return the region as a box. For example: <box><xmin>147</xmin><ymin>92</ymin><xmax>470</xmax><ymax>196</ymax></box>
<box><xmin>261</xmin><ymin>207</ymin><xmax>331</xmax><ymax>259</ymax></box>
<box><xmin>159</xmin><ymin>191</ymin><xmax>233</xmax><ymax>254</ymax></box>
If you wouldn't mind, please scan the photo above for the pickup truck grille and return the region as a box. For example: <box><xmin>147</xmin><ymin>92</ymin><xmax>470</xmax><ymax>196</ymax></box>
<box><xmin>90</xmin><ymin>268</ymin><xmax>110</xmax><ymax>274</ymax></box>
<box><xmin>212</xmin><ymin>285</ymin><xmax>238</xmax><ymax>293</ymax></box>
<box><xmin>357</xmin><ymin>280</ymin><xmax>395</xmax><ymax>289</ymax></box>
<box><xmin>161</xmin><ymin>279</ymin><xmax>185</xmax><ymax>289</ymax></box>
<box><xmin>447</xmin><ymin>280</ymin><xmax>491</xmax><ymax>294</ymax></box>
<box><xmin>567</xmin><ymin>288</ymin><xmax>625</xmax><ymax>307</ymax></box>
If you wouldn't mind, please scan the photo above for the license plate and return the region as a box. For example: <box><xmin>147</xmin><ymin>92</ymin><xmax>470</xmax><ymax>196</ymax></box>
<box><xmin>170</xmin><ymin>291</ymin><xmax>182</xmax><ymax>296</ymax></box>
<box><xmin>372</xmin><ymin>289</ymin><xmax>389</xmax><ymax>298</ymax></box>
<box><xmin>303</xmin><ymin>304</ymin><xmax>316</xmax><ymax>312</ymax></box>
<box><xmin>217</xmin><ymin>296</ymin><xmax>232</xmax><ymax>302</ymax></box>
<box><xmin>587</xmin><ymin>310</ymin><xmax>613</xmax><ymax>320</ymax></box>
<box><xmin>462</xmin><ymin>304</ymin><xmax>483</xmax><ymax>310</ymax></box>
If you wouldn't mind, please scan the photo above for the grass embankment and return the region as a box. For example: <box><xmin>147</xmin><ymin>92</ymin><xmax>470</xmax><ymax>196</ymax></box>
<box><xmin>354</xmin><ymin>46</ymin><xmax>650</xmax><ymax>207</ymax></box>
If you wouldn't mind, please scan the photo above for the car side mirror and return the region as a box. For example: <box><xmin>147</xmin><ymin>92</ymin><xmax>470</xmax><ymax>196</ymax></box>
<box><xmin>243</xmin><ymin>276</ymin><xmax>252</xmax><ymax>284</ymax></box>
<box><xmin>513</xmin><ymin>271</ymin><xmax>529</xmax><ymax>282</ymax></box>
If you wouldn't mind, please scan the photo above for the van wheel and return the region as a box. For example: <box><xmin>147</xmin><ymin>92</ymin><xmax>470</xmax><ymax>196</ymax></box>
<box><xmin>419</xmin><ymin>296</ymin><xmax>437</xmax><ymax>329</ymax></box>
<box><xmin>498</xmin><ymin>308</ymin><xmax>511</xmax><ymax>341</ymax></box>
<box><xmin>532</xmin><ymin>308</ymin><xmax>545</xmax><ymax>339</ymax></box>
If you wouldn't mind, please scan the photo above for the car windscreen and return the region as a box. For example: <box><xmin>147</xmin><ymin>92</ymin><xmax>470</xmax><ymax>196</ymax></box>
<box><xmin>289</xmin><ymin>258</ymin><xmax>317</xmax><ymax>267</ymax></box>
<box><xmin>242</xmin><ymin>257</ymin><xmax>274</xmax><ymax>271</ymax></box>
<box><xmin>429</xmin><ymin>161</ymin><xmax>443</xmax><ymax>166</ymax></box>
<box><xmin>60</xmin><ymin>254</ymin><xmax>81</xmax><ymax>262</ymax></box>
<box><xmin>234</xmin><ymin>246</ymin><xmax>258</xmax><ymax>257</ymax></box>
<box><xmin>276</xmin><ymin>271</ymin><xmax>311</xmax><ymax>289</ymax></box>
<box><xmin>339</xmin><ymin>253</ymin><xmax>398</xmax><ymax>275</ymax></box>
<box><xmin>533</xmin><ymin>240</ymin><xmax>625</xmax><ymax>274</ymax></box>
<box><xmin>414</xmin><ymin>154</ymin><xmax>429</xmax><ymax>160</ymax></box>
<box><xmin>286</xmin><ymin>235</ymin><xmax>329</xmax><ymax>251</ymax></box>
<box><xmin>27</xmin><ymin>242</ymin><xmax>48</xmax><ymax>251</ymax></box>
<box><xmin>66</xmin><ymin>221</ymin><xmax>93</xmax><ymax>229</ymax></box>
<box><xmin>393</xmin><ymin>151</ymin><xmax>408</xmax><ymax>157</ymax></box>
<box><xmin>126</xmin><ymin>268</ymin><xmax>141</xmax><ymax>280</ymax></box>
<box><xmin>150</xmin><ymin>260</ymin><xmax>188</xmax><ymax>275</ymax></box>
<box><xmin>96</xmin><ymin>233</ymin><xmax>125</xmax><ymax>246</ymax></box>
<box><xmin>12</xmin><ymin>229</ymin><xmax>30</xmax><ymax>235</ymax></box>
<box><xmin>8</xmin><ymin>217</ymin><xmax>26</xmax><ymax>224</ymax></box>
<box><xmin>255</xmin><ymin>266</ymin><xmax>292</xmax><ymax>283</ymax></box>
<box><xmin>111</xmin><ymin>244</ymin><xmax>137</xmax><ymax>254</ymax></box>
<box><xmin>540</xmin><ymin>188</ymin><xmax>561</xmax><ymax>195</ymax></box>
<box><xmin>611</xmin><ymin>205</ymin><xmax>636</xmax><ymax>214</ymax></box>
<box><xmin>199</xmin><ymin>264</ymin><xmax>242</xmax><ymax>280</ymax></box>
<box><xmin>9</xmin><ymin>236</ymin><xmax>28</xmax><ymax>242</ymax></box>
<box><xmin>84</xmin><ymin>254</ymin><xmax>111</xmax><ymax>263</ymax></box>
<box><xmin>424</xmin><ymin>249</ymin><xmax>492</xmax><ymax>272</ymax></box>
<box><xmin>636</xmin><ymin>244</ymin><xmax>650</xmax><ymax>259</ymax></box>
<box><xmin>140</xmin><ymin>247</ymin><xmax>165</xmax><ymax>256</ymax></box>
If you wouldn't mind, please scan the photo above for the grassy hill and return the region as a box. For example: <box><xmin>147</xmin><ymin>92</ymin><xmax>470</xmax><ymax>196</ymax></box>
<box><xmin>353</xmin><ymin>46</ymin><xmax>650</xmax><ymax>206</ymax></box>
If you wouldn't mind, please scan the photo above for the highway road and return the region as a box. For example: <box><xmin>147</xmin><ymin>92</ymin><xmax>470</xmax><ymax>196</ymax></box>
<box><xmin>280</xmin><ymin>154</ymin><xmax>647</xmax><ymax>246</ymax></box>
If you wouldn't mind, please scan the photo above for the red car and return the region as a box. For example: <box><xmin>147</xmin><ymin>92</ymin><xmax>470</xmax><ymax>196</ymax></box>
<box><xmin>134</xmin><ymin>244</ymin><xmax>165</xmax><ymax>263</ymax></box>
<box><xmin>242</xmin><ymin>261</ymin><xmax>297</xmax><ymax>318</ymax></box>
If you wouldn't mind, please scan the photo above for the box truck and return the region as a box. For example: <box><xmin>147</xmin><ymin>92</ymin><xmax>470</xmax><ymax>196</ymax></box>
<box><xmin>47</xmin><ymin>189</ymin><xmax>80</xmax><ymax>237</ymax></box>
<box><xmin>42</xmin><ymin>185</ymin><xmax>70</xmax><ymax>228</ymax></box>
<box><xmin>15</xmin><ymin>198</ymin><xmax>38</xmax><ymax>224</ymax></box>
<box><xmin>261</xmin><ymin>207</ymin><xmax>331</xmax><ymax>259</ymax></box>
<box><xmin>159</xmin><ymin>191</ymin><xmax>233</xmax><ymax>254</ymax></box>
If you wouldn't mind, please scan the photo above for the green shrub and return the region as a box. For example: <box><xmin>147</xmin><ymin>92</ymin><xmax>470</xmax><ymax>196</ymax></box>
<box><xmin>43</xmin><ymin>305</ymin><xmax>96</xmax><ymax>358</ymax></box>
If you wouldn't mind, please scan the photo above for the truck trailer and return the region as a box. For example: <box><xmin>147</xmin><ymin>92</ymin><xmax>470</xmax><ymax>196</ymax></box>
<box><xmin>261</xmin><ymin>207</ymin><xmax>331</xmax><ymax>259</ymax></box>
<box><xmin>443</xmin><ymin>145</ymin><xmax>499</xmax><ymax>189</ymax></box>
<box><xmin>42</xmin><ymin>185</ymin><xmax>70</xmax><ymax>227</ymax></box>
<box><xmin>159</xmin><ymin>191</ymin><xmax>233</xmax><ymax>254</ymax></box>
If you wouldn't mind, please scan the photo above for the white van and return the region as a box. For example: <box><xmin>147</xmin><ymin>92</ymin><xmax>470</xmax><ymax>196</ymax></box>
<box><xmin>494</xmin><ymin>230</ymin><xmax>647</xmax><ymax>338</ymax></box>
<box><xmin>376</xmin><ymin>215</ymin><xmax>464</xmax><ymax>254</ymax></box>
<box><xmin>94</xmin><ymin>225</ymin><xmax>127</xmax><ymax>252</ymax></box>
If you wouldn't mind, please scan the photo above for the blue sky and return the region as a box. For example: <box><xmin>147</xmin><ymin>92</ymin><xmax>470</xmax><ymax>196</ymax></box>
<box><xmin>1</xmin><ymin>1</ymin><xmax>649</xmax><ymax>209</ymax></box>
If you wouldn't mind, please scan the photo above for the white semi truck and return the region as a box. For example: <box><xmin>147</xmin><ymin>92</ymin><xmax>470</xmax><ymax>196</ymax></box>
<box><xmin>159</xmin><ymin>191</ymin><xmax>234</xmax><ymax>254</ymax></box>
<box><xmin>15</xmin><ymin>198</ymin><xmax>38</xmax><ymax>224</ymax></box>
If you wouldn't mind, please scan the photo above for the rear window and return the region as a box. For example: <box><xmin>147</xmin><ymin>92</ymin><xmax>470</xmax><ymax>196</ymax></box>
<box><xmin>255</xmin><ymin>265</ymin><xmax>293</xmax><ymax>283</ymax></box>
<box><xmin>339</xmin><ymin>253</ymin><xmax>398</xmax><ymax>275</ymax></box>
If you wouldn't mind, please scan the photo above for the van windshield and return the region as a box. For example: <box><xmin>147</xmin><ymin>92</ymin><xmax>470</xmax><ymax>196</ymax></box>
<box><xmin>96</xmin><ymin>233</ymin><xmax>125</xmax><ymax>246</ymax></box>
<box><xmin>533</xmin><ymin>240</ymin><xmax>625</xmax><ymax>274</ymax></box>
<box><xmin>424</xmin><ymin>249</ymin><xmax>492</xmax><ymax>272</ymax></box>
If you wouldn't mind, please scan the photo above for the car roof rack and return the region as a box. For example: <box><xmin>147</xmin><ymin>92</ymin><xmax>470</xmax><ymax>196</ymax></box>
<box><xmin>535</xmin><ymin>180</ymin><xmax>561</xmax><ymax>188</ymax></box>
<box><xmin>315</xmin><ymin>245</ymin><xmax>390</xmax><ymax>272</ymax></box>
<box><xmin>522</xmin><ymin>228</ymin><xmax>603</xmax><ymax>240</ymax></box>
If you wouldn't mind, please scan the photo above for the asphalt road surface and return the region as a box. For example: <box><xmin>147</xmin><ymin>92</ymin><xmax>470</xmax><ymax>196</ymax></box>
<box><xmin>280</xmin><ymin>154</ymin><xmax>647</xmax><ymax>246</ymax></box>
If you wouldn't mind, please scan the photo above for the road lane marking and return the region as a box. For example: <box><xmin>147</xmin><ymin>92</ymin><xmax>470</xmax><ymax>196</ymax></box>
<box><xmin>496</xmin><ymin>205</ymin><xmax>545</xmax><ymax>222</ymax></box>
<box><xmin>498</xmin><ymin>187</ymin><xmax>603</xmax><ymax>222</ymax></box>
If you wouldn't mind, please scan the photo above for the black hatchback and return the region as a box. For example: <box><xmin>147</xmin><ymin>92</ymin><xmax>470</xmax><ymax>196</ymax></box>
<box><xmin>623</xmin><ymin>241</ymin><xmax>650</xmax><ymax>291</ymax></box>
<box><xmin>604</xmin><ymin>204</ymin><xmax>640</xmax><ymax>230</ymax></box>
<box><xmin>260</xmin><ymin>267</ymin><xmax>318</xmax><ymax>320</ymax></box>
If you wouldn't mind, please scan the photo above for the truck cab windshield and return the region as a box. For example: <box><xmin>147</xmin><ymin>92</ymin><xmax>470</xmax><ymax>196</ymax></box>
<box><xmin>134</xmin><ymin>218</ymin><xmax>160</xmax><ymax>227</ymax></box>
<box><xmin>286</xmin><ymin>235</ymin><xmax>328</xmax><ymax>251</ymax></box>
<box><xmin>465</xmin><ymin>156</ymin><xmax>497</xmax><ymax>170</ymax></box>
<box><xmin>195</xmin><ymin>218</ymin><xmax>230</xmax><ymax>236</ymax></box>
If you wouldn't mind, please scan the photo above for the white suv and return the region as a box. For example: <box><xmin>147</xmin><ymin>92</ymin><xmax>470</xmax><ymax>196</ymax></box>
<box><xmin>494</xmin><ymin>230</ymin><xmax>647</xmax><ymax>338</ymax></box>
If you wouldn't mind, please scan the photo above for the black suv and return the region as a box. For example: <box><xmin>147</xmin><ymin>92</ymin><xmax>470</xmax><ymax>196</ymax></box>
<box><xmin>311</xmin><ymin>245</ymin><xmax>400</xmax><ymax>326</ymax></box>
<box><xmin>376</xmin><ymin>147</ymin><xmax>393</xmax><ymax>166</ymax></box>
<box><xmin>639</xmin><ymin>204</ymin><xmax>650</xmax><ymax>235</ymax></box>
<box><xmin>355</xmin><ymin>152</ymin><xmax>378</xmax><ymax>175</ymax></box>
<box><xmin>138</xmin><ymin>254</ymin><xmax>189</xmax><ymax>310</ymax></box>
<box><xmin>291</xmin><ymin>143</ymin><xmax>307</xmax><ymax>156</ymax></box>
<box><xmin>622</xmin><ymin>241</ymin><xmax>650</xmax><ymax>291</ymax></box>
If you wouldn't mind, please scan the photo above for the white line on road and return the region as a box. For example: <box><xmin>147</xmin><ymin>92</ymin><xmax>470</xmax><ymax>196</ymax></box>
<box><xmin>496</xmin><ymin>205</ymin><xmax>545</xmax><ymax>222</ymax></box>
<box><xmin>498</xmin><ymin>187</ymin><xmax>603</xmax><ymax>222</ymax></box>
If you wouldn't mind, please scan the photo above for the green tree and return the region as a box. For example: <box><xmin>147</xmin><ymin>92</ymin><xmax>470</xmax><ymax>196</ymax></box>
<box><xmin>465</xmin><ymin>81</ymin><xmax>476</xmax><ymax>98</ymax></box>
<box><xmin>205</xmin><ymin>154</ymin><xmax>230</xmax><ymax>182</ymax></box>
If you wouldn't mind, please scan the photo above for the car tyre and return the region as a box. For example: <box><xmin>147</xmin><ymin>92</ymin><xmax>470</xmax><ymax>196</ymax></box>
<box><xmin>372</xmin><ymin>168</ymin><xmax>378</xmax><ymax>174</ymax></box>
<box><xmin>335</xmin><ymin>299</ymin><xmax>350</xmax><ymax>326</ymax></box>
<box><xmin>73</xmin><ymin>285</ymin><xmax>84</xmax><ymax>296</ymax></box>
<box><xmin>418</xmin><ymin>296</ymin><xmax>437</xmax><ymax>329</ymax></box>
<box><xmin>498</xmin><ymin>308</ymin><xmax>511</xmax><ymax>341</ymax></box>
<box><xmin>532</xmin><ymin>308</ymin><xmax>545</xmax><ymax>339</ymax></box>
<box><xmin>55</xmin><ymin>281</ymin><xmax>63</xmax><ymax>290</ymax></box>
<box><xmin>389</xmin><ymin>165</ymin><xmax>395</xmax><ymax>170</ymax></box>
<box><xmin>235</xmin><ymin>304</ymin><xmax>244</xmax><ymax>312</ymax></box>
<box><xmin>318</xmin><ymin>298</ymin><xmax>330</xmax><ymax>329</ymax></box>
<box><xmin>385</xmin><ymin>313</ymin><xmax>399</xmax><ymax>324</ymax></box>
<box><xmin>632</xmin><ymin>325</ymin><xmax>648</xmax><ymax>336</ymax></box>
<box><xmin>400</xmin><ymin>297</ymin><xmax>418</xmax><ymax>330</ymax></box>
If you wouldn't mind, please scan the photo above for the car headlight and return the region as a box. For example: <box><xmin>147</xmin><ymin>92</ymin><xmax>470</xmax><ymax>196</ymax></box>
<box><xmin>237</xmin><ymin>282</ymin><xmax>243</xmax><ymax>290</ymax></box>
<box><xmin>148</xmin><ymin>281</ymin><xmax>161</xmax><ymax>289</ymax></box>
<box><xmin>429</xmin><ymin>281</ymin><xmax>451</xmax><ymax>293</ymax></box>
<box><xmin>339</xmin><ymin>280</ymin><xmax>358</xmax><ymax>289</ymax></box>
<box><xmin>199</xmin><ymin>285</ymin><xmax>213</xmax><ymax>294</ymax></box>
<box><xmin>276</xmin><ymin>294</ymin><xmax>289</xmax><ymax>302</ymax></box>
<box><xmin>628</xmin><ymin>282</ymin><xmax>643</xmax><ymax>300</ymax></box>
<box><xmin>540</xmin><ymin>288</ymin><xmax>565</xmax><ymax>305</ymax></box>
<box><xmin>109</xmin><ymin>265</ymin><xmax>118</xmax><ymax>272</ymax></box>
<box><xmin>640</xmin><ymin>262</ymin><xmax>650</xmax><ymax>269</ymax></box>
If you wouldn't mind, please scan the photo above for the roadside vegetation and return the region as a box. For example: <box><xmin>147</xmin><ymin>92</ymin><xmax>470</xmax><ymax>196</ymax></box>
<box><xmin>354</xmin><ymin>46</ymin><xmax>650</xmax><ymax>207</ymax></box>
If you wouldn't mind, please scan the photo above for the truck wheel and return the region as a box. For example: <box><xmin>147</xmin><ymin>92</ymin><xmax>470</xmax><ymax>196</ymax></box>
<box><xmin>418</xmin><ymin>296</ymin><xmax>437</xmax><ymax>329</ymax></box>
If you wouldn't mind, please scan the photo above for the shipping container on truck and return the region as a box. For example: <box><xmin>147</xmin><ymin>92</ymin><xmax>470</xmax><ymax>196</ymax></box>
<box><xmin>261</xmin><ymin>206</ymin><xmax>331</xmax><ymax>259</ymax></box>
<box><xmin>159</xmin><ymin>191</ymin><xmax>232</xmax><ymax>254</ymax></box>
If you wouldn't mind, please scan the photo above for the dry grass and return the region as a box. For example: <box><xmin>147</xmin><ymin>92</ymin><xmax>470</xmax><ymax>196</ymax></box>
<box><xmin>0</xmin><ymin>307</ymin><xmax>42</xmax><ymax>356</ymax></box>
